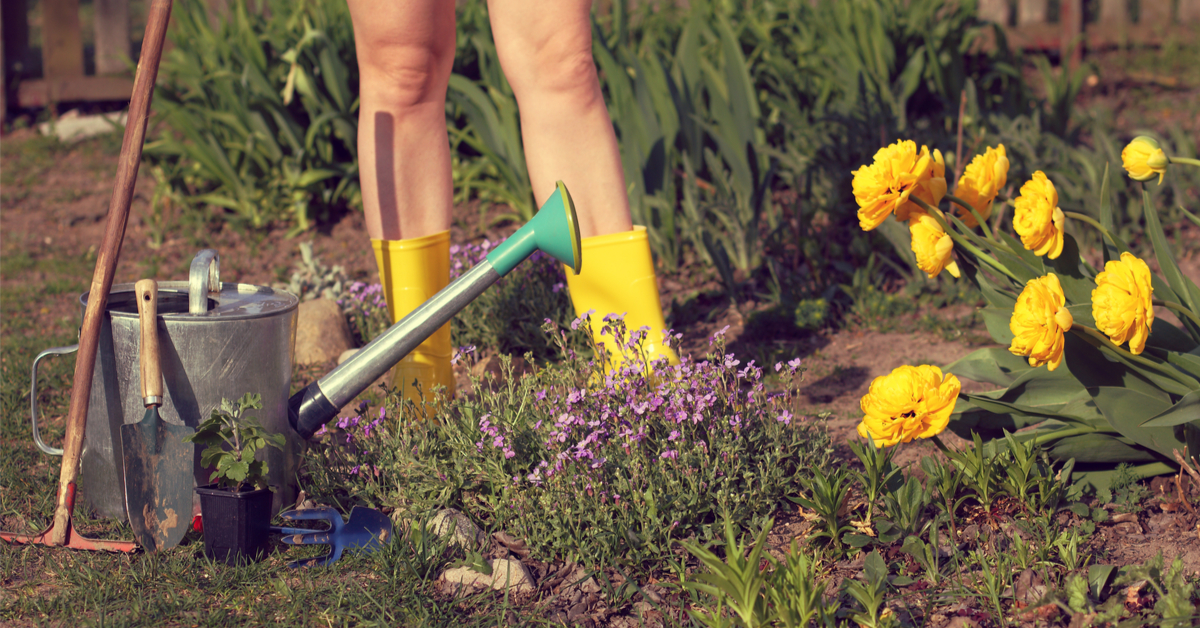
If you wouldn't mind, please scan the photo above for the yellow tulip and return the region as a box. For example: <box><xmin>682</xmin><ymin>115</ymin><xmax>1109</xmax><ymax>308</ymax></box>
<box><xmin>1009</xmin><ymin>274</ymin><xmax>1073</xmax><ymax>371</ymax></box>
<box><xmin>857</xmin><ymin>365</ymin><xmax>960</xmax><ymax>448</ymax></box>
<box><xmin>954</xmin><ymin>144</ymin><xmax>1009</xmax><ymax>228</ymax></box>
<box><xmin>1013</xmin><ymin>171</ymin><xmax>1066</xmax><ymax>259</ymax></box>
<box><xmin>1121</xmin><ymin>136</ymin><xmax>1168</xmax><ymax>185</ymax></box>
<box><xmin>852</xmin><ymin>141</ymin><xmax>947</xmax><ymax>231</ymax></box>
<box><xmin>909</xmin><ymin>210</ymin><xmax>961</xmax><ymax>279</ymax></box>
<box><xmin>1092</xmin><ymin>252</ymin><xmax>1155</xmax><ymax>355</ymax></box>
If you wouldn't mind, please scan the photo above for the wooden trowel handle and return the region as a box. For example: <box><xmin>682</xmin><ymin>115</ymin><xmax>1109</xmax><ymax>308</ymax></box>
<box><xmin>135</xmin><ymin>279</ymin><xmax>162</xmax><ymax>407</ymax></box>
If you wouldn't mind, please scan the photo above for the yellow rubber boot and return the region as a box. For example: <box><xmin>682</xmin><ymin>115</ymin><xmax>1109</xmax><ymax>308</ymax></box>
<box><xmin>563</xmin><ymin>226</ymin><xmax>680</xmax><ymax>369</ymax></box>
<box><xmin>372</xmin><ymin>231</ymin><xmax>456</xmax><ymax>405</ymax></box>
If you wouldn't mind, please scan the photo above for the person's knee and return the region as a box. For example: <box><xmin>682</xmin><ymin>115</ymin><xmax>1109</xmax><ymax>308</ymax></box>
<box><xmin>358</xmin><ymin>39</ymin><xmax>455</xmax><ymax>109</ymax></box>
<box><xmin>506</xmin><ymin>39</ymin><xmax>601</xmax><ymax>106</ymax></box>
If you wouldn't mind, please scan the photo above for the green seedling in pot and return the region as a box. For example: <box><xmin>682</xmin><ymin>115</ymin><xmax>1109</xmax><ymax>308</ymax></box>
<box><xmin>186</xmin><ymin>393</ymin><xmax>285</xmax><ymax>492</ymax></box>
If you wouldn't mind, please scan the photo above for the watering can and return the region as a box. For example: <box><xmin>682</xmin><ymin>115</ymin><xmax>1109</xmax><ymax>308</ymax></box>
<box><xmin>31</xmin><ymin>250</ymin><xmax>302</xmax><ymax>518</ymax></box>
<box><xmin>29</xmin><ymin>181</ymin><xmax>582</xmax><ymax>522</ymax></box>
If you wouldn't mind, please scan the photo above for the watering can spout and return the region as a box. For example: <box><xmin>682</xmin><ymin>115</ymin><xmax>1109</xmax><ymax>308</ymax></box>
<box><xmin>289</xmin><ymin>182</ymin><xmax>582</xmax><ymax>440</ymax></box>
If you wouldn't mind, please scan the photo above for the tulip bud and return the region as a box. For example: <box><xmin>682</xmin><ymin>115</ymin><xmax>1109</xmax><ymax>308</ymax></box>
<box><xmin>1122</xmin><ymin>136</ymin><xmax>1168</xmax><ymax>184</ymax></box>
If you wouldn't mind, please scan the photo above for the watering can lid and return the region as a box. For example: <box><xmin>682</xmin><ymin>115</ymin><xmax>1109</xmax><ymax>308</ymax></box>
<box><xmin>81</xmin><ymin>249</ymin><xmax>299</xmax><ymax>320</ymax></box>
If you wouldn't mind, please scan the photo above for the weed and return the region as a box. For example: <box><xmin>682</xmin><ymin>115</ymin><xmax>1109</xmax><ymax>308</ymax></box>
<box><xmin>789</xmin><ymin>466</ymin><xmax>854</xmax><ymax>553</ymax></box>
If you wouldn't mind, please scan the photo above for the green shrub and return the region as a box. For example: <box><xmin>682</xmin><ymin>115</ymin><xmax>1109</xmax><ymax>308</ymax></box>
<box><xmin>148</xmin><ymin>0</ymin><xmax>360</xmax><ymax>234</ymax></box>
<box><xmin>302</xmin><ymin>318</ymin><xmax>830</xmax><ymax>569</ymax></box>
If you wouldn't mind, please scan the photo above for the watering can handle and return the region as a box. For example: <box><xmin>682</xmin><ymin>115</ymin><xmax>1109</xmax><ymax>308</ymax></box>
<box><xmin>30</xmin><ymin>345</ymin><xmax>78</xmax><ymax>456</ymax></box>
<box><xmin>189</xmin><ymin>249</ymin><xmax>221</xmax><ymax>314</ymax></box>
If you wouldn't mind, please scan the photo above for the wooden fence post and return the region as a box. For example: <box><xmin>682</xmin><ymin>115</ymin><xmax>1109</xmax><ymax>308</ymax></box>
<box><xmin>1018</xmin><ymin>0</ymin><xmax>1049</xmax><ymax>26</ymax></box>
<box><xmin>1182</xmin><ymin>0</ymin><xmax>1200</xmax><ymax>22</ymax></box>
<box><xmin>1098</xmin><ymin>0</ymin><xmax>1126</xmax><ymax>22</ymax></box>
<box><xmin>978</xmin><ymin>0</ymin><xmax>1010</xmax><ymax>25</ymax></box>
<box><xmin>94</xmin><ymin>0</ymin><xmax>130</xmax><ymax>75</ymax></box>
<box><xmin>1062</xmin><ymin>0</ymin><xmax>1082</xmax><ymax>67</ymax></box>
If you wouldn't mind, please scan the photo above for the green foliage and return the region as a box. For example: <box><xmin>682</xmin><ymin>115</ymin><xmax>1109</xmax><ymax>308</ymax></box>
<box><xmin>149</xmin><ymin>0</ymin><xmax>360</xmax><ymax>235</ymax></box>
<box><xmin>847</xmin><ymin>438</ymin><xmax>903</xmax><ymax>525</ymax></box>
<box><xmin>1115</xmin><ymin>553</ymin><xmax>1199</xmax><ymax>628</ymax></box>
<box><xmin>184</xmin><ymin>393</ymin><xmax>285</xmax><ymax>492</ymax></box>
<box><xmin>680</xmin><ymin>517</ymin><xmax>839</xmax><ymax>628</ymax></box>
<box><xmin>319</xmin><ymin>320</ymin><xmax>829</xmax><ymax>569</ymax></box>
<box><xmin>842</xmin><ymin>551</ymin><xmax>897</xmax><ymax>628</ymax></box>
<box><xmin>937</xmin><ymin>156</ymin><xmax>1200</xmax><ymax>489</ymax></box>
<box><xmin>788</xmin><ymin>466</ymin><xmax>854</xmax><ymax>552</ymax></box>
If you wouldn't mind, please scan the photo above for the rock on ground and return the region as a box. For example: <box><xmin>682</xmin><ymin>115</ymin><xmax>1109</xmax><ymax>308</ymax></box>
<box><xmin>295</xmin><ymin>298</ymin><xmax>355</xmax><ymax>365</ymax></box>
<box><xmin>440</xmin><ymin>558</ymin><xmax>535</xmax><ymax>594</ymax></box>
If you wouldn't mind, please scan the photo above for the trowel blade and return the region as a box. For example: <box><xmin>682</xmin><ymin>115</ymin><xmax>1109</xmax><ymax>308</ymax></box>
<box><xmin>121</xmin><ymin>414</ymin><xmax>193</xmax><ymax>552</ymax></box>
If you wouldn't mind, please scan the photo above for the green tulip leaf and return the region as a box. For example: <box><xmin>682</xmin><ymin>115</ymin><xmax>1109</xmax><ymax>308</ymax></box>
<box><xmin>946</xmin><ymin>347</ymin><xmax>1030</xmax><ymax>387</ymax></box>
<box><xmin>1139</xmin><ymin>390</ymin><xmax>1200</xmax><ymax>428</ymax></box>
<box><xmin>1041</xmin><ymin>234</ymin><xmax>1096</xmax><ymax>304</ymax></box>
<box><xmin>1143</xmin><ymin>191</ymin><xmax>1200</xmax><ymax>314</ymax></box>
<box><xmin>979</xmin><ymin>307</ymin><xmax>1016</xmax><ymax>345</ymax></box>
<box><xmin>1088</xmin><ymin>386</ymin><xmax>1185</xmax><ymax>460</ymax></box>
<box><xmin>1047</xmin><ymin>433</ymin><xmax>1156</xmax><ymax>464</ymax></box>
<box><xmin>1147</xmin><ymin>320</ymin><xmax>1200</xmax><ymax>354</ymax></box>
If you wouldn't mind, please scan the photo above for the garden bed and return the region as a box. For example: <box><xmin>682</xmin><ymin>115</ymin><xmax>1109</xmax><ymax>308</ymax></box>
<box><xmin>3</xmin><ymin>29</ymin><xmax>1200</xmax><ymax>628</ymax></box>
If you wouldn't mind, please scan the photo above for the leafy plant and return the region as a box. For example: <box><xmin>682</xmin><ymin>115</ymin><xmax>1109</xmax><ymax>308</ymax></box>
<box><xmin>184</xmin><ymin>393</ymin><xmax>285</xmax><ymax>492</ymax></box>
<box><xmin>1115</xmin><ymin>553</ymin><xmax>1199</xmax><ymax>628</ymax></box>
<box><xmin>789</xmin><ymin>466</ymin><xmax>854</xmax><ymax>552</ymax></box>
<box><xmin>680</xmin><ymin>516</ymin><xmax>839</xmax><ymax>628</ymax></box>
<box><xmin>848</xmin><ymin>437</ymin><xmax>903</xmax><ymax>524</ymax></box>
<box><xmin>331</xmin><ymin>318</ymin><xmax>828</xmax><ymax>569</ymax></box>
<box><xmin>842</xmin><ymin>551</ymin><xmax>897</xmax><ymax>628</ymax></box>
<box><xmin>149</xmin><ymin>0</ymin><xmax>360</xmax><ymax>235</ymax></box>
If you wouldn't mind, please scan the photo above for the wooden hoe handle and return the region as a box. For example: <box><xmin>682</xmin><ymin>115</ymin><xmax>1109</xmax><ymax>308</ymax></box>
<box><xmin>50</xmin><ymin>0</ymin><xmax>174</xmax><ymax>546</ymax></box>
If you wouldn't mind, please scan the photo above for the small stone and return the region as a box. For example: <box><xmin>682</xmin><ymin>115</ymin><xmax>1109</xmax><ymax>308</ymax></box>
<box><xmin>295</xmin><ymin>298</ymin><xmax>355</xmax><ymax>365</ymax></box>
<box><xmin>439</xmin><ymin>558</ymin><xmax>535</xmax><ymax>594</ymax></box>
<box><xmin>487</xmin><ymin>558</ymin><xmax>536</xmax><ymax>593</ymax></box>
<box><xmin>1111</xmin><ymin>513</ymin><xmax>1138</xmax><ymax>524</ymax></box>
<box><xmin>567</xmin><ymin>601</ymin><xmax>589</xmax><ymax>621</ymax></box>
<box><xmin>1112</xmin><ymin>521</ymin><xmax>1143</xmax><ymax>535</ymax></box>
<box><xmin>338</xmin><ymin>349</ymin><xmax>359</xmax><ymax>365</ymax></box>
<box><xmin>1146</xmin><ymin>513</ymin><xmax>1178</xmax><ymax>533</ymax></box>
<box><xmin>427</xmin><ymin>508</ymin><xmax>487</xmax><ymax>549</ymax></box>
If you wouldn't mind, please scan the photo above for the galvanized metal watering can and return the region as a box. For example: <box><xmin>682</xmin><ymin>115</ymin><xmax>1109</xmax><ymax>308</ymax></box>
<box><xmin>31</xmin><ymin>249</ymin><xmax>301</xmax><ymax>518</ymax></box>
<box><xmin>30</xmin><ymin>181</ymin><xmax>583</xmax><ymax>523</ymax></box>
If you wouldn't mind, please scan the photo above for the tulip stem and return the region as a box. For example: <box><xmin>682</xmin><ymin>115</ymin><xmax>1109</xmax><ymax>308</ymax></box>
<box><xmin>1062</xmin><ymin>211</ymin><xmax>1126</xmax><ymax>254</ymax></box>
<box><xmin>914</xmin><ymin>197</ymin><xmax>1020</xmax><ymax>282</ymax></box>
<box><xmin>1152</xmin><ymin>299</ymin><xmax>1200</xmax><ymax>328</ymax></box>
<box><xmin>1071</xmin><ymin>325</ymin><xmax>1200</xmax><ymax>390</ymax></box>
<box><xmin>1169</xmin><ymin>156</ymin><xmax>1200</xmax><ymax>168</ymax></box>
<box><xmin>944</xmin><ymin>193</ymin><xmax>998</xmax><ymax>242</ymax></box>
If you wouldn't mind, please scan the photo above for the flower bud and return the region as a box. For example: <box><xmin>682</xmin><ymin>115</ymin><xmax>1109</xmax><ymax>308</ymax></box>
<box><xmin>1122</xmin><ymin>136</ymin><xmax>1168</xmax><ymax>184</ymax></box>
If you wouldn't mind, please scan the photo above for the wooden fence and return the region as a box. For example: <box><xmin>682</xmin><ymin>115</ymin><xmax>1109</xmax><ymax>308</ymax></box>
<box><xmin>982</xmin><ymin>0</ymin><xmax>1200</xmax><ymax>65</ymax></box>
<box><xmin>2</xmin><ymin>0</ymin><xmax>1199</xmax><ymax>116</ymax></box>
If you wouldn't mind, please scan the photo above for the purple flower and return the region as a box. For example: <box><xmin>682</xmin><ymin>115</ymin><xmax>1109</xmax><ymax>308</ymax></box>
<box><xmin>660</xmin><ymin>450</ymin><xmax>678</xmax><ymax>460</ymax></box>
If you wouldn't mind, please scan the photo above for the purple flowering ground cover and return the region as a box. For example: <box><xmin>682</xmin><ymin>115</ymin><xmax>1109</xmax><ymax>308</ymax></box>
<box><xmin>303</xmin><ymin>313</ymin><xmax>831</xmax><ymax>569</ymax></box>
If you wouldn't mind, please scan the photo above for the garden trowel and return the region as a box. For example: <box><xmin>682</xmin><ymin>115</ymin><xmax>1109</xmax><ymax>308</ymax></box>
<box><xmin>121</xmin><ymin>279</ymin><xmax>194</xmax><ymax>552</ymax></box>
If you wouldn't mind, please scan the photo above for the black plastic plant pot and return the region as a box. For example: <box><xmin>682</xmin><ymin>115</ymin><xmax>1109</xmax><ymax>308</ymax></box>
<box><xmin>195</xmin><ymin>483</ymin><xmax>272</xmax><ymax>565</ymax></box>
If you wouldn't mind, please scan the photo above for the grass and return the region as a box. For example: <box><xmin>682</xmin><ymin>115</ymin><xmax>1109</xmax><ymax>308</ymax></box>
<box><xmin>4</xmin><ymin>282</ymin><xmax>1198</xmax><ymax>625</ymax></box>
